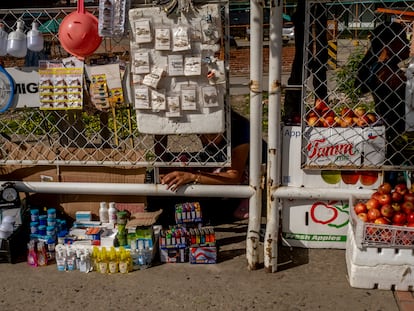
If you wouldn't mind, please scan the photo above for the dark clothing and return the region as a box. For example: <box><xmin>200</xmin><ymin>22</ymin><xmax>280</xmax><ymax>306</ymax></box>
<box><xmin>147</xmin><ymin>110</ymin><xmax>252</xmax><ymax>227</ymax></box>
<box><xmin>355</xmin><ymin>22</ymin><xmax>410</xmax><ymax>164</ymax></box>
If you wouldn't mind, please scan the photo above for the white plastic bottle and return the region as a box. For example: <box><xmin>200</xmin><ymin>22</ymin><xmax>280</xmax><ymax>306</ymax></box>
<box><xmin>99</xmin><ymin>202</ymin><xmax>109</xmax><ymax>223</ymax></box>
<box><xmin>0</xmin><ymin>23</ymin><xmax>8</xmax><ymax>56</ymax></box>
<box><xmin>6</xmin><ymin>19</ymin><xmax>27</xmax><ymax>58</ymax></box>
<box><xmin>108</xmin><ymin>202</ymin><xmax>118</xmax><ymax>226</ymax></box>
<box><xmin>27</xmin><ymin>22</ymin><xmax>44</xmax><ymax>52</ymax></box>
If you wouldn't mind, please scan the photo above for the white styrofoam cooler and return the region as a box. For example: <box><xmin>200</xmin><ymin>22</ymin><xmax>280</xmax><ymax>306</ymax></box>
<box><xmin>281</xmin><ymin>198</ymin><xmax>350</xmax><ymax>249</ymax></box>
<box><xmin>346</xmin><ymin>226</ymin><xmax>414</xmax><ymax>267</ymax></box>
<box><xmin>346</xmin><ymin>227</ymin><xmax>414</xmax><ymax>291</ymax></box>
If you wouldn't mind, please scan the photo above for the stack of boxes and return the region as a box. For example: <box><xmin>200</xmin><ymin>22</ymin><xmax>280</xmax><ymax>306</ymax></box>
<box><xmin>159</xmin><ymin>202</ymin><xmax>217</xmax><ymax>264</ymax></box>
<box><xmin>346</xmin><ymin>196</ymin><xmax>414</xmax><ymax>290</ymax></box>
<box><xmin>281</xmin><ymin>126</ymin><xmax>385</xmax><ymax>249</ymax></box>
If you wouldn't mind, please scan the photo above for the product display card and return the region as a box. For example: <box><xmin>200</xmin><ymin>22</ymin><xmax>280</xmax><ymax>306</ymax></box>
<box><xmin>129</xmin><ymin>4</ymin><xmax>225</xmax><ymax>134</ymax></box>
<box><xmin>181</xmin><ymin>85</ymin><xmax>197</xmax><ymax>110</ymax></box>
<box><xmin>39</xmin><ymin>67</ymin><xmax>84</xmax><ymax>110</ymax></box>
<box><xmin>134</xmin><ymin>86</ymin><xmax>150</xmax><ymax>109</ymax></box>
<box><xmin>155</xmin><ymin>28</ymin><xmax>171</xmax><ymax>50</ymax></box>
<box><xmin>184</xmin><ymin>56</ymin><xmax>202</xmax><ymax>76</ymax></box>
<box><xmin>134</xmin><ymin>19</ymin><xmax>152</xmax><ymax>43</ymax></box>
<box><xmin>134</xmin><ymin>51</ymin><xmax>150</xmax><ymax>74</ymax></box>
<box><xmin>172</xmin><ymin>26</ymin><xmax>191</xmax><ymax>52</ymax></box>
<box><xmin>151</xmin><ymin>89</ymin><xmax>166</xmax><ymax>112</ymax></box>
<box><xmin>166</xmin><ymin>96</ymin><xmax>181</xmax><ymax>118</ymax></box>
<box><xmin>167</xmin><ymin>54</ymin><xmax>184</xmax><ymax>76</ymax></box>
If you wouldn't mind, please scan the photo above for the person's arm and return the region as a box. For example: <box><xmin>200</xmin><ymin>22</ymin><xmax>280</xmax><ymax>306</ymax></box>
<box><xmin>160</xmin><ymin>143</ymin><xmax>249</xmax><ymax>192</ymax></box>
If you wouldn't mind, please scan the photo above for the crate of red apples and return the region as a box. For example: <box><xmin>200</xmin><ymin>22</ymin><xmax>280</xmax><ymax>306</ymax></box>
<box><xmin>350</xmin><ymin>182</ymin><xmax>414</xmax><ymax>248</ymax></box>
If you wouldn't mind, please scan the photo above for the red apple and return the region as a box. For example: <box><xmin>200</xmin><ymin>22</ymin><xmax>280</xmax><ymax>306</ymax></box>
<box><xmin>356</xmin><ymin>115</ymin><xmax>371</xmax><ymax>127</ymax></box>
<box><xmin>366</xmin><ymin>112</ymin><xmax>377</xmax><ymax>124</ymax></box>
<box><xmin>354</xmin><ymin>202</ymin><xmax>368</xmax><ymax>215</ymax></box>
<box><xmin>307</xmin><ymin>116</ymin><xmax>320</xmax><ymax>127</ymax></box>
<box><xmin>366</xmin><ymin>198</ymin><xmax>381</xmax><ymax>210</ymax></box>
<box><xmin>391</xmin><ymin>191</ymin><xmax>403</xmax><ymax>203</ymax></box>
<box><xmin>381</xmin><ymin>230</ymin><xmax>393</xmax><ymax>243</ymax></box>
<box><xmin>365</xmin><ymin>226</ymin><xmax>378</xmax><ymax>238</ymax></box>
<box><xmin>368</xmin><ymin>208</ymin><xmax>381</xmax><ymax>221</ymax></box>
<box><xmin>394</xmin><ymin>183</ymin><xmax>408</xmax><ymax>195</ymax></box>
<box><xmin>378</xmin><ymin>193</ymin><xmax>392</xmax><ymax>206</ymax></box>
<box><xmin>354</xmin><ymin>106</ymin><xmax>367</xmax><ymax>117</ymax></box>
<box><xmin>357</xmin><ymin>212</ymin><xmax>368</xmax><ymax>222</ymax></box>
<box><xmin>378</xmin><ymin>182</ymin><xmax>392</xmax><ymax>194</ymax></box>
<box><xmin>314</xmin><ymin>99</ymin><xmax>329</xmax><ymax>114</ymax></box>
<box><xmin>341</xmin><ymin>107</ymin><xmax>355</xmax><ymax>118</ymax></box>
<box><xmin>359</xmin><ymin>171</ymin><xmax>378</xmax><ymax>186</ymax></box>
<box><xmin>392</xmin><ymin>202</ymin><xmax>402</xmax><ymax>212</ymax></box>
<box><xmin>341</xmin><ymin>116</ymin><xmax>354</xmax><ymax>127</ymax></box>
<box><xmin>322</xmin><ymin>116</ymin><xmax>336</xmax><ymax>128</ymax></box>
<box><xmin>402</xmin><ymin>201</ymin><xmax>414</xmax><ymax>215</ymax></box>
<box><xmin>380</xmin><ymin>204</ymin><xmax>394</xmax><ymax>218</ymax></box>
<box><xmin>375</xmin><ymin>217</ymin><xmax>391</xmax><ymax>225</ymax></box>
<box><xmin>341</xmin><ymin>171</ymin><xmax>360</xmax><ymax>185</ymax></box>
<box><xmin>406</xmin><ymin>213</ymin><xmax>414</xmax><ymax>224</ymax></box>
<box><xmin>371</xmin><ymin>191</ymin><xmax>381</xmax><ymax>201</ymax></box>
<box><xmin>404</xmin><ymin>192</ymin><xmax>414</xmax><ymax>203</ymax></box>
<box><xmin>393</xmin><ymin>212</ymin><xmax>407</xmax><ymax>226</ymax></box>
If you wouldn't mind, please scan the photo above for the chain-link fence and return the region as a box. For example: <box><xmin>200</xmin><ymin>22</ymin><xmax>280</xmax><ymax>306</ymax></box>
<box><xmin>286</xmin><ymin>1</ymin><xmax>414</xmax><ymax>173</ymax></box>
<box><xmin>0</xmin><ymin>1</ymin><xmax>231</xmax><ymax>169</ymax></box>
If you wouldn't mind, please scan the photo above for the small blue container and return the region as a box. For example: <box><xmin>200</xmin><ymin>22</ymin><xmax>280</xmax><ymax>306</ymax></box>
<box><xmin>47</xmin><ymin>208</ymin><xmax>56</xmax><ymax>219</ymax></box>
<box><xmin>30</xmin><ymin>209</ymin><xmax>39</xmax><ymax>222</ymax></box>
<box><xmin>30</xmin><ymin>221</ymin><xmax>39</xmax><ymax>234</ymax></box>
<box><xmin>38</xmin><ymin>215</ymin><xmax>47</xmax><ymax>226</ymax></box>
<box><xmin>47</xmin><ymin>217</ymin><xmax>56</xmax><ymax>227</ymax></box>
<box><xmin>38</xmin><ymin>225</ymin><xmax>46</xmax><ymax>236</ymax></box>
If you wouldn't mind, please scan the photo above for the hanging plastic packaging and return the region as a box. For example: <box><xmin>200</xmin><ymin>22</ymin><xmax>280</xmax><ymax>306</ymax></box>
<box><xmin>27</xmin><ymin>22</ymin><xmax>44</xmax><ymax>52</ymax></box>
<box><xmin>0</xmin><ymin>23</ymin><xmax>8</xmax><ymax>56</ymax></box>
<box><xmin>6</xmin><ymin>20</ymin><xmax>27</xmax><ymax>58</ymax></box>
<box><xmin>98</xmin><ymin>0</ymin><xmax>114</xmax><ymax>37</ymax></box>
<box><xmin>98</xmin><ymin>0</ymin><xmax>128</xmax><ymax>37</ymax></box>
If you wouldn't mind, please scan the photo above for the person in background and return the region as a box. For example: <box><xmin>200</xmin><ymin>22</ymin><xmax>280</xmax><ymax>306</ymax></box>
<box><xmin>147</xmin><ymin>109</ymin><xmax>254</xmax><ymax>225</ymax></box>
<box><xmin>355</xmin><ymin>21</ymin><xmax>410</xmax><ymax>165</ymax></box>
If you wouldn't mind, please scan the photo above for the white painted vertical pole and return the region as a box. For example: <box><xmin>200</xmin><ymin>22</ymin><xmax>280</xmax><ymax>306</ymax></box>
<box><xmin>264</xmin><ymin>0</ymin><xmax>283</xmax><ymax>273</ymax></box>
<box><xmin>246</xmin><ymin>0</ymin><xmax>264</xmax><ymax>270</ymax></box>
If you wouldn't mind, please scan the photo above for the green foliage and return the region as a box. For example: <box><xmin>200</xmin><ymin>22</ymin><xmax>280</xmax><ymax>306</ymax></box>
<box><xmin>333</xmin><ymin>47</ymin><xmax>366</xmax><ymax>105</ymax></box>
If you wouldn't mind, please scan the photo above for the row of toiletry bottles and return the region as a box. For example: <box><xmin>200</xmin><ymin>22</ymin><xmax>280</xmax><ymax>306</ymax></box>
<box><xmin>0</xmin><ymin>20</ymin><xmax>44</xmax><ymax>58</ymax></box>
<box><xmin>54</xmin><ymin>244</ymin><xmax>151</xmax><ymax>273</ymax></box>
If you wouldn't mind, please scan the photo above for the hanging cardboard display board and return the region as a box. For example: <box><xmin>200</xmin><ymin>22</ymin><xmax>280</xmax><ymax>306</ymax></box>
<box><xmin>129</xmin><ymin>4</ymin><xmax>226</xmax><ymax>134</ymax></box>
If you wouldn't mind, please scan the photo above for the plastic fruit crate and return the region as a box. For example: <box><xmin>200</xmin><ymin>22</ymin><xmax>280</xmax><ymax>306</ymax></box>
<box><xmin>349</xmin><ymin>195</ymin><xmax>414</xmax><ymax>249</ymax></box>
<box><xmin>346</xmin><ymin>226</ymin><xmax>414</xmax><ymax>267</ymax></box>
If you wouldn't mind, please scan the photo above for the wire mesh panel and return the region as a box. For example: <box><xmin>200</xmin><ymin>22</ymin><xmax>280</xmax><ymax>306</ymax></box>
<box><xmin>0</xmin><ymin>2</ymin><xmax>231</xmax><ymax>169</ymax></box>
<box><xmin>287</xmin><ymin>1</ymin><xmax>414</xmax><ymax>172</ymax></box>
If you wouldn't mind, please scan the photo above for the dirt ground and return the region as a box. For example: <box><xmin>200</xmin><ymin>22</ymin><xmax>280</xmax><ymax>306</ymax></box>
<box><xmin>0</xmin><ymin>220</ymin><xmax>400</xmax><ymax>311</ymax></box>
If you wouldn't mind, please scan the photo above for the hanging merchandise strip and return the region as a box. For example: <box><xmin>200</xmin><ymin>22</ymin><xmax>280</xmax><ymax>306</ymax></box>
<box><xmin>38</xmin><ymin>58</ymin><xmax>84</xmax><ymax>110</ymax></box>
<box><xmin>129</xmin><ymin>3</ymin><xmax>227</xmax><ymax>134</ymax></box>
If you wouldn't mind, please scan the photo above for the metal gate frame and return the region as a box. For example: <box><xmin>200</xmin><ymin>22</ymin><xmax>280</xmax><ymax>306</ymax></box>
<box><xmin>0</xmin><ymin>2</ymin><xmax>264</xmax><ymax>270</ymax></box>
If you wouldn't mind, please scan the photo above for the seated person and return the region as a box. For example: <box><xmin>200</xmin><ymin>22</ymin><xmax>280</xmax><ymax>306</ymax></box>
<box><xmin>147</xmin><ymin>109</ymin><xmax>255</xmax><ymax>225</ymax></box>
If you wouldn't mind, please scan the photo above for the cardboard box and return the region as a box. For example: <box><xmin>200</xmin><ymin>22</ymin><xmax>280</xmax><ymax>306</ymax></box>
<box><xmin>281</xmin><ymin>198</ymin><xmax>350</xmax><ymax>249</ymax></box>
<box><xmin>189</xmin><ymin>246</ymin><xmax>217</xmax><ymax>264</ymax></box>
<box><xmin>159</xmin><ymin>247</ymin><xmax>188</xmax><ymax>263</ymax></box>
<box><xmin>305</xmin><ymin>127</ymin><xmax>363</xmax><ymax>167</ymax></box>
<box><xmin>282</xmin><ymin>126</ymin><xmax>383</xmax><ymax>189</ymax></box>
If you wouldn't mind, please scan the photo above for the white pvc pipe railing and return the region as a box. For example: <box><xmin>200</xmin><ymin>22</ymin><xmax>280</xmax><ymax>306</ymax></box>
<box><xmin>12</xmin><ymin>182</ymin><xmax>254</xmax><ymax>198</ymax></box>
<box><xmin>246</xmin><ymin>0</ymin><xmax>264</xmax><ymax>270</ymax></box>
<box><xmin>264</xmin><ymin>186</ymin><xmax>373</xmax><ymax>272</ymax></box>
<box><xmin>264</xmin><ymin>0</ymin><xmax>283</xmax><ymax>273</ymax></box>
